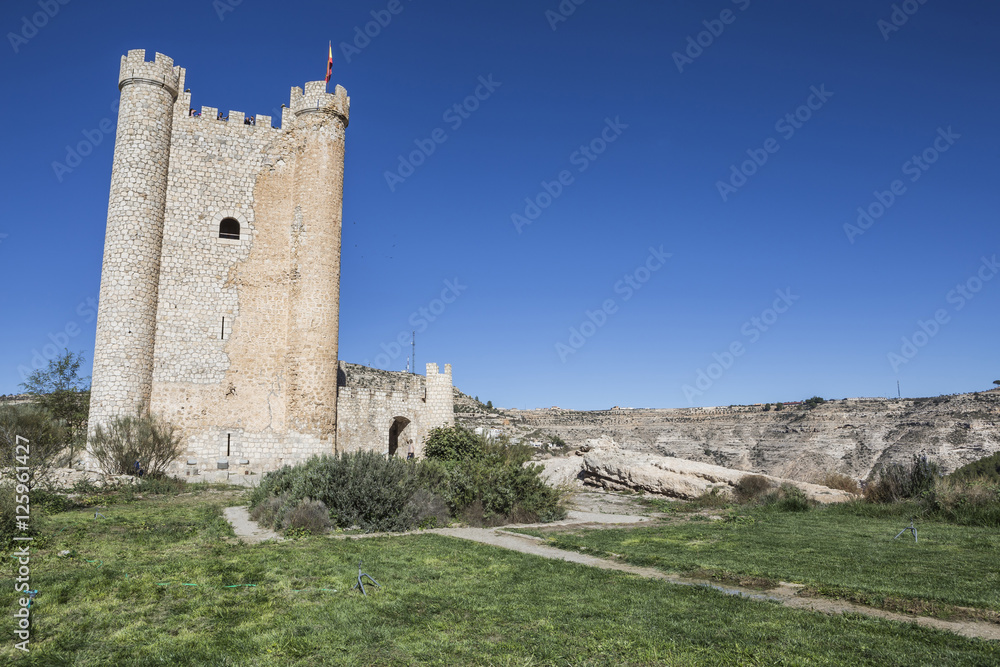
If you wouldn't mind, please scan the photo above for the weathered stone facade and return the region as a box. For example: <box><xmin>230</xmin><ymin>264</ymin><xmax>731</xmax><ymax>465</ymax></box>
<box><xmin>88</xmin><ymin>50</ymin><xmax>453</xmax><ymax>478</ymax></box>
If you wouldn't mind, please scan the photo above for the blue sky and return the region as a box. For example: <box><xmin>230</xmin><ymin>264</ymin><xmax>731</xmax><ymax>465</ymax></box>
<box><xmin>1</xmin><ymin>0</ymin><xmax>997</xmax><ymax>410</ymax></box>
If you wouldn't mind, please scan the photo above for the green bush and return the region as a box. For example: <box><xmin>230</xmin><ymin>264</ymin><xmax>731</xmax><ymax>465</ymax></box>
<box><xmin>0</xmin><ymin>403</ymin><xmax>68</xmax><ymax>489</ymax></box>
<box><xmin>923</xmin><ymin>477</ymin><xmax>1000</xmax><ymax>527</ymax></box>
<box><xmin>768</xmin><ymin>483</ymin><xmax>811</xmax><ymax>512</ymax></box>
<box><xmin>734</xmin><ymin>475</ymin><xmax>772</xmax><ymax>503</ymax></box>
<box><xmin>865</xmin><ymin>455</ymin><xmax>940</xmax><ymax>503</ymax></box>
<box><xmin>281</xmin><ymin>498</ymin><xmax>332</xmax><ymax>535</ymax></box>
<box><xmin>249</xmin><ymin>451</ymin><xmax>420</xmax><ymax>533</ymax></box>
<box><xmin>89</xmin><ymin>409</ymin><xmax>183</xmax><ymax>477</ymax></box>
<box><xmin>948</xmin><ymin>452</ymin><xmax>1000</xmax><ymax>483</ymax></box>
<box><xmin>424</xmin><ymin>426</ymin><xmax>483</xmax><ymax>462</ymax></box>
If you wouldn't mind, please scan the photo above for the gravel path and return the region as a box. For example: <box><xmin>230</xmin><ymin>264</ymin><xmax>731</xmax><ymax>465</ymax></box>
<box><xmin>223</xmin><ymin>506</ymin><xmax>283</xmax><ymax>544</ymax></box>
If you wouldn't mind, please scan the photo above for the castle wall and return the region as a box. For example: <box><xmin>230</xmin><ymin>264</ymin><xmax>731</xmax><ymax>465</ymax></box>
<box><xmin>335</xmin><ymin>362</ymin><xmax>454</xmax><ymax>457</ymax></box>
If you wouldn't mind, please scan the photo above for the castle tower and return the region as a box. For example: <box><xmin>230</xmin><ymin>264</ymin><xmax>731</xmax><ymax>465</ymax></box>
<box><xmin>423</xmin><ymin>363</ymin><xmax>455</xmax><ymax>452</ymax></box>
<box><xmin>284</xmin><ymin>82</ymin><xmax>350</xmax><ymax>444</ymax></box>
<box><xmin>89</xmin><ymin>51</ymin><xmax>183</xmax><ymax>434</ymax></box>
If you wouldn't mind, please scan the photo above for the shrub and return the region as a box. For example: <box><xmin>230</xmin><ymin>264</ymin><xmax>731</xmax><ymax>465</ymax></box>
<box><xmin>865</xmin><ymin>455</ymin><xmax>940</xmax><ymax>503</ymax></box>
<box><xmin>89</xmin><ymin>410</ymin><xmax>183</xmax><ymax>477</ymax></box>
<box><xmin>249</xmin><ymin>452</ymin><xmax>420</xmax><ymax>532</ymax></box>
<box><xmin>690</xmin><ymin>487</ymin><xmax>731</xmax><ymax>509</ymax></box>
<box><xmin>948</xmin><ymin>452</ymin><xmax>1000</xmax><ymax>483</ymax></box>
<box><xmin>441</xmin><ymin>439</ymin><xmax>564</xmax><ymax>525</ymax></box>
<box><xmin>0</xmin><ymin>404</ymin><xmax>68</xmax><ymax>489</ymax></box>
<box><xmin>424</xmin><ymin>426</ymin><xmax>483</xmax><ymax>462</ymax></box>
<box><xmin>281</xmin><ymin>497</ymin><xmax>332</xmax><ymax>535</ymax></box>
<box><xmin>734</xmin><ymin>475</ymin><xmax>773</xmax><ymax>504</ymax></box>
<box><xmin>407</xmin><ymin>488</ymin><xmax>450</xmax><ymax>529</ymax></box>
<box><xmin>820</xmin><ymin>473</ymin><xmax>861</xmax><ymax>495</ymax></box>
<box><xmin>923</xmin><ymin>477</ymin><xmax>1000</xmax><ymax>527</ymax></box>
<box><xmin>768</xmin><ymin>483</ymin><xmax>811</xmax><ymax>512</ymax></box>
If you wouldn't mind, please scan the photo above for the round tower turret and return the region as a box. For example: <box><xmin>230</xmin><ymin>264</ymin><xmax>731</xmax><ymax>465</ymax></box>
<box><xmin>88</xmin><ymin>50</ymin><xmax>181</xmax><ymax>441</ymax></box>
<box><xmin>284</xmin><ymin>81</ymin><xmax>350</xmax><ymax>445</ymax></box>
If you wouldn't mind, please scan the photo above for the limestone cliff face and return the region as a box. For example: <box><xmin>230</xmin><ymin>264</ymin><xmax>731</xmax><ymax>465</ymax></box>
<box><xmin>461</xmin><ymin>390</ymin><xmax>1000</xmax><ymax>481</ymax></box>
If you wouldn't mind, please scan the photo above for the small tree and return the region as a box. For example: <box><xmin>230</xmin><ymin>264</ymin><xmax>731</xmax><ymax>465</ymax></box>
<box><xmin>89</xmin><ymin>409</ymin><xmax>182</xmax><ymax>477</ymax></box>
<box><xmin>994</xmin><ymin>380</ymin><xmax>1000</xmax><ymax>387</ymax></box>
<box><xmin>19</xmin><ymin>349</ymin><xmax>90</xmax><ymax>466</ymax></box>
<box><xmin>0</xmin><ymin>404</ymin><xmax>68</xmax><ymax>489</ymax></box>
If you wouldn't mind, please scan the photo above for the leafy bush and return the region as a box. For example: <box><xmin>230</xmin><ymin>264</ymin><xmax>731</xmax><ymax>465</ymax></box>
<box><xmin>424</xmin><ymin>426</ymin><xmax>483</xmax><ymax>462</ymax></box>
<box><xmin>690</xmin><ymin>487</ymin><xmax>731</xmax><ymax>509</ymax></box>
<box><xmin>948</xmin><ymin>452</ymin><xmax>1000</xmax><ymax>483</ymax></box>
<box><xmin>0</xmin><ymin>404</ymin><xmax>68</xmax><ymax>489</ymax></box>
<box><xmin>767</xmin><ymin>483</ymin><xmax>811</xmax><ymax>512</ymax></box>
<box><xmin>281</xmin><ymin>498</ymin><xmax>332</xmax><ymax>535</ymax></box>
<box><xmin>923</xmin><ymin>477</ymin><xmax>1000</xmax><ymax>527</ymax></box>
<box><xmin>249</xmin><ymin>451</ymin><xmax>420</xmax><ymax>532</ymax></box>
<box><xmin>865</xmin><ymin>455</ymin><xmax>940</xmax><ymax>503</ymax></box>
<box><xmin>820</xmin><ymin>473</ymin><xmax>861</xmax><ymax>494</ymax></box>
<box><xmin>89</xmin><ymin>410</ymin><xmax>183</xmax><ymax>477</ymax></box>
<box><xmin>734</xmin><ymin>475</ymin><xmax>772</xmax><ymax>503</ymax></box>
<box><xmin>407</xmin><ymin>488</ymin><xmax>450</xmax><ymax>529</ymax></box>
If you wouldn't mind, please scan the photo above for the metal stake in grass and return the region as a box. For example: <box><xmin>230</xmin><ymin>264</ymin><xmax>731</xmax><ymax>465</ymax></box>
<box><xmin>352</xmin><ymin>560</ymin><xmax>380</xmax><ymax>596</ymax></box>
<box><xmin>893</xmin><ymin>520</ymin><xmax>918</xmax><ymax>543</ymax></box>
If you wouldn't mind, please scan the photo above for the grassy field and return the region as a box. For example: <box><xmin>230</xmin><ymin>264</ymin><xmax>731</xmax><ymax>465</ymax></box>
<box><xmin>0</xmin><ymin>490</ymin><xmax>996</xmax><ymax>665</ymax></box>
<box><xmin>517</xmin><ymin>503</ymin><xmax>1000</xmax><ymax>620</ymax></box>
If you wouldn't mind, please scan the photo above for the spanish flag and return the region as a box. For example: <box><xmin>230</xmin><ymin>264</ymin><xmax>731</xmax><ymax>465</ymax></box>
<box><xmin>325</xmin><ymin>41</ymin><xmax>333</xmax><ymax>84</ymax></box>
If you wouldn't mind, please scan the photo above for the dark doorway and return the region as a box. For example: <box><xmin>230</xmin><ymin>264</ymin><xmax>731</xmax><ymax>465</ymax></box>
<box><xmin>388</xmin><ymin>417</ymin><xmax>411</xmax><ymax>457</ymax></box>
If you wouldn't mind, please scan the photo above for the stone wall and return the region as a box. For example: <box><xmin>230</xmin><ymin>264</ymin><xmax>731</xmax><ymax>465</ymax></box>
<box><xmin>336</xmin><ymin>362</ymin><xmax>454</xmax><ymax>457</ymax></box>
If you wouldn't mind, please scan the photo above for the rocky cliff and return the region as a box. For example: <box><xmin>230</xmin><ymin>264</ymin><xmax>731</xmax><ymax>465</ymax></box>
<box><xmin>459</xmin><ymin>390</ymin><xmax>1000</xmax><ymax>482</ymax></box>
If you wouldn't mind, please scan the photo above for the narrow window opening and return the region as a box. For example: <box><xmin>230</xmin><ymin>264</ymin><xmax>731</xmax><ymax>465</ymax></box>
<box><xmin>219</xmin><ymin>217</ymin><xmax>240</xmax><ymax>240</ymax></box>
<box><xmin>221</xmin><ymin>316</ymin><xmax>225</xmax><ymax>340</ymax></box>
<box><xmin>227</xmin><ymin>434</ymin><xmax>231</xmax><ymax>457</ymax></box>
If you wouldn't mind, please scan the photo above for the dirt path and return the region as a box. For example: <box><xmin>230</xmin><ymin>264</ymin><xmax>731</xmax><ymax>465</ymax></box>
<box><xmin>223</xmin><ymin>506</ymin><xmax>283</xmax><ymax>544</ymax></box>
<box><xmin>431</xmin><ymin>526</ymin><xmax>1000</xmax><ymax>641</ymax></box>
<box><xmin>222</xmin><ymin>495</ymin><xmax>999</xmax><ymax>641</ymax></box>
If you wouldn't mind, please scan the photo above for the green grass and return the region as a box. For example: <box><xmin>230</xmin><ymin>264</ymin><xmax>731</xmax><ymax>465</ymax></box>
<box><xmin>0</xmin><ymin>492</ymin><xmax>996</xmax><ymax>665</ymax></box>
<box><xmin>517</xmin><ymin>505</ymin><xmax>1000</xmax><ymax>619</ymax></box>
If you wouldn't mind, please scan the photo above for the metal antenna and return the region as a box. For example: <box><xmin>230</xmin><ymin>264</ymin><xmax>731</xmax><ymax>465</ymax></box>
<box><xmin>411</xmin><ymin>331</ymin><xmax>416</xmax><ymax>375</ymax></box>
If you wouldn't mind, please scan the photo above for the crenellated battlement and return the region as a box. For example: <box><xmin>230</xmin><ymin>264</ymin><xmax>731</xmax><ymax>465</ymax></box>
<box><xmin>289</xmin><ymin>81</ymin><xmax>350</xmax><ymax>126</ymax></box>
<box><xmin>119</xmin><ymin>49</ymin><xmax>183</xmax><ymax>99</ymax></box>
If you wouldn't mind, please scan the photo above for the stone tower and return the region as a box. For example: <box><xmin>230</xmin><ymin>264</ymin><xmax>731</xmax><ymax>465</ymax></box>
<box><xmin>89</xmin><ymin>52</ymin><xmax>183</xmax><ymax>432</ymax></box>
<box><xmin>89</xmin><ymin>50</ymin><xmax>453</xmax><ymax>478</ymax></box>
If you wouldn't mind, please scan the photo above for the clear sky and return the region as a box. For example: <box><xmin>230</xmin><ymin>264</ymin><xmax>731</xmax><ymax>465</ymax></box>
<box><xmin>0</xmin><ymin>0</ymin><xmax>997</xmax><ymax>410</ymax></box>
